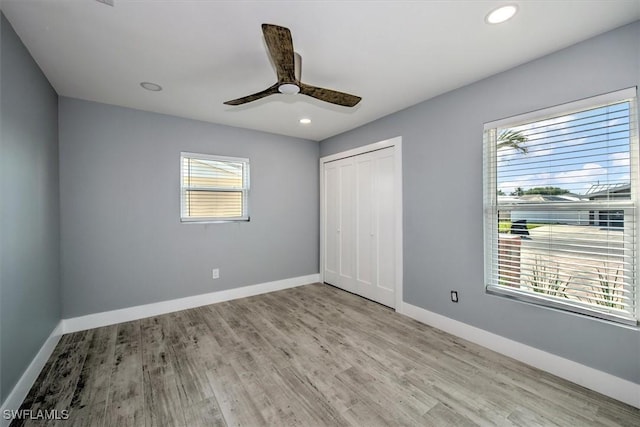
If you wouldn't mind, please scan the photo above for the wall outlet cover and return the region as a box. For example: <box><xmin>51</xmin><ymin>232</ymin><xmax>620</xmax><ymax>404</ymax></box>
<box><xmin>451</xmin><ymin>291</ymin><xmax>459</xmax><ymax>303</ymax></box>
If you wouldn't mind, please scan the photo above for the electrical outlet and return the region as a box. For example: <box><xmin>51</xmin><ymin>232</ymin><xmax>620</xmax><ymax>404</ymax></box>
<box><xmin>212</xmin><ymin>268</ymin><xmax>220</xmax><ymax>279</ymax></box>
<box><xmin>450</xmin><ymin>291</ymin><xmax>459</xmax><ymax>303</ymax></box>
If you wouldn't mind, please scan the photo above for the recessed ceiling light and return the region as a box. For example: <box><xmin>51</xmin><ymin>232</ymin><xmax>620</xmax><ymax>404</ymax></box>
<box><xmin>486</xmin><ymin>4</ymin><xmax>518</xmax><ymax>24</ymax></box>
<box><xmin>140</xmin><ymin>82</ymin><xmax>162</xmax><ymax>92</ymax></box>
<box><xmin>299</xmin><ymin>118</ymin><xmax>311</xmax><ymax>125</ymax></box>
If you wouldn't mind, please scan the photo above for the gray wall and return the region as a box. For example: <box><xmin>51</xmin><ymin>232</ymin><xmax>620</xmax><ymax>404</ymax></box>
<box><xmin>59</xmin><ymin>98</ymin><xmax>319</xmax><ymax>318</ymax></box>
<box><xmin>320</xmin><ymin>22</ymin><xmax>640</xmax><ymax>383</ymax></box>
<box><xmin>0</xmin><ymin>13</ymin><xmax>60</xmax><ymax>402</ymax></box>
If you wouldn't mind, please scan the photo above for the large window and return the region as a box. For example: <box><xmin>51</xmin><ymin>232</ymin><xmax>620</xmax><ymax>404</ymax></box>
<box><xmin>483</xmin><ymin>88</ymin><xmax>638</xmax><ymax>325</ymax></box>
<box><xmin>180</xmin><ymin>152</ymin><xmax>250</xmax><ymax>222</ymax></box>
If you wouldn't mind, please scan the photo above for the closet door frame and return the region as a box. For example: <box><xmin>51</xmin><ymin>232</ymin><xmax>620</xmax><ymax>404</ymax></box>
<box><xmin>320</xmin><ymin>136</ymin><xmax>403</xmax><ymax>311</ymax></box>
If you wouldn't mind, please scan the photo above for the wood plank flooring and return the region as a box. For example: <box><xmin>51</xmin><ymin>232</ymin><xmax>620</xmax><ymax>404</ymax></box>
<box><xmin>11</xmin><ymin>283</ymin><xmax>640</xmax><ymax>426</ymax></box>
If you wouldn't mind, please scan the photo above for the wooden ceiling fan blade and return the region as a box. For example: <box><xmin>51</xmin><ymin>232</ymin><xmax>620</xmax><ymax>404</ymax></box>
<box><xmin>299</xmin><ymin>83</ymin><xmax>361</xmax><ymax>107</ymax></box>
<box><xmin>262</xmin><ymin>24</ymin><xmax>297</xmax><ymax>83</ymax></box>
<box><xmin>223</xmin><ymin>83</ymin><xmax>280</xmax><ymax>105</ymax></box>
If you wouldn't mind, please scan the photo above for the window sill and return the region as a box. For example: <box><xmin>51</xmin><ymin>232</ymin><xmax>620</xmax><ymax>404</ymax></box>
<box><xmin>486</xmin><ymin>285</ymin><xmax>639</xmax><ymax>329</ymax></box>
<box><xmin>180</xmin><ymin>217</ymin><xmax>250</xmax><ymax>224</ymax></box>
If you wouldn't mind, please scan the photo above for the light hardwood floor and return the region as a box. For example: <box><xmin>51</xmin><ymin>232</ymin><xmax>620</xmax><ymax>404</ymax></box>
<box><xmin>11</xmin><ymin>283</ymin><xmax>640</xmax><ymax>426</ymax></box>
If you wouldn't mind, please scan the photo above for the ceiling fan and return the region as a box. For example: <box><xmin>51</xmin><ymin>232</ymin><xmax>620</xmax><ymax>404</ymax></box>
<box><xmin>224</xmin><ymin>24</ymin><xmax>361</xmax><ymax>108</ymax></box>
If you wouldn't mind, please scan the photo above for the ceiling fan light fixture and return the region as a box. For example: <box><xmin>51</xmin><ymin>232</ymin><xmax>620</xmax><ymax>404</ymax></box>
<box><xmin>485</xmin><ymin>4</ymin><xmax>518</xmax><ymax>24</ymax></box>
<box><xmin>278</xmin><ymin>83</ymin><xmax>300</xmax><ymax>95</ymax></box>
<box><xmin>140</xmin><ymin>81</ymin><xmax>162</xmax><ymax>92</ymax></box>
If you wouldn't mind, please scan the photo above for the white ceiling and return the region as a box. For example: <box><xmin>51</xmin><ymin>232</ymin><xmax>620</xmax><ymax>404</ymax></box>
<box><xmin>3</xmin><ymin>1</ymin><xmax>639</xmax><ymax>141</ymax></box>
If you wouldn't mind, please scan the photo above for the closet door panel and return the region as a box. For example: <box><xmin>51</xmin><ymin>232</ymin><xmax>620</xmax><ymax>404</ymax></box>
<box><xmin>337</xmin><ymin>158</ymin><xmax>357</xmax><ymax>292</ymax></box>
<box><xmin>374</xmin><ymin>150</ymin><xmax>396</xmax><ymax>307</ymax></box>
<box><xmin>356</xmin><ymin>154</ymin><xmax>374</xmax><ymax>292</ymax></box>
<box><xmin>323</xmin><ymin>161</ymin><xmax>340</xmax><ymax>285</ymax></box>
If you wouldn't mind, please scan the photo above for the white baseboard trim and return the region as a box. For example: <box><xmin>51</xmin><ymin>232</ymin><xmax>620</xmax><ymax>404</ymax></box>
<box><xmin>0</xmin><ymin>321</ymin><xmax>64</xmax><ymax>427</ymax></box>
<box><xmin>63</xmin><ymin>274</ymin><xmax>320</xmax><ymax>334</ymax></box>
<box><xmin>401</xmin><ymin>302</ymin><xmax>640</xmax><ymax>409</ymax></box>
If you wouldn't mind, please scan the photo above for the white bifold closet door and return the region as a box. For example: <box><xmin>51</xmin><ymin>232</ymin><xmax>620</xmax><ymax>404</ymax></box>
<box><xmin>323</xmin><ymin>147</ymin><xmax>395</xmax><ymax>308</ymax></box>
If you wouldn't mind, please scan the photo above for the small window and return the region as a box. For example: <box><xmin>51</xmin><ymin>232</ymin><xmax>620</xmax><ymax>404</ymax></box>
<box><xmin>180</xmin><ymin>152</ymin><xmax>249</xmax><ymax>222</ymax></box>
<box><xmin>483</xmin><ymin>88</ymin><xmax>638</xmax><ymax>325</ymax></box>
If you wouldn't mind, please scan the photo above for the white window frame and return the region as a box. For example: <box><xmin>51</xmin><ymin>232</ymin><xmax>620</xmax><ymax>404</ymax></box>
<box><xmin>180</xmin><ymin>152</ymin><xmax>250</xmax><ymax>223</ymax></box>
<box><xmin>483</xmin><ymin>87</ymin><xmax>639</xmax><ymax>326</ymax></box>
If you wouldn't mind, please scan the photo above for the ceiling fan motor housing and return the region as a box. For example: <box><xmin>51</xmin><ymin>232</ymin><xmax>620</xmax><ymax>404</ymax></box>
<box><xmin>277</xmin><ymin>53</ymin><xmax>302</xmax><ymax>94</ymax></box>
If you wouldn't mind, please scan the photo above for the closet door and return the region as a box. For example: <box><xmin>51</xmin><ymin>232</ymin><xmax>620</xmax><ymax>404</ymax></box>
<box><xmin>323</xmin><ymin>156</ymin><xmax>357</xmax><ymax>294</ymax></box>
<box><xmin>323</xmin><ymin>147</ymin><xmax>396</xmax><ymax>308</ymax></box>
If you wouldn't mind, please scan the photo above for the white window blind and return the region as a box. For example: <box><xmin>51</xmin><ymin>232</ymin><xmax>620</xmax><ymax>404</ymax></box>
<box><xmin>180</xmin><ymin>153</ymin><xmax>249</xmax><ymax>222</ymax></box>
<box><xmin>483</xmin><ymin>88</ymin><xmax>639</xmax><ymax>325</ymax></box>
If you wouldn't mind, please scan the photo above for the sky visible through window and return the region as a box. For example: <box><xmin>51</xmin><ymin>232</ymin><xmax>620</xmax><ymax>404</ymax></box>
<box><xmin>497</xmin><ymin>101</ymin><xmax>631</xmax><ymax>196</ymax></box>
